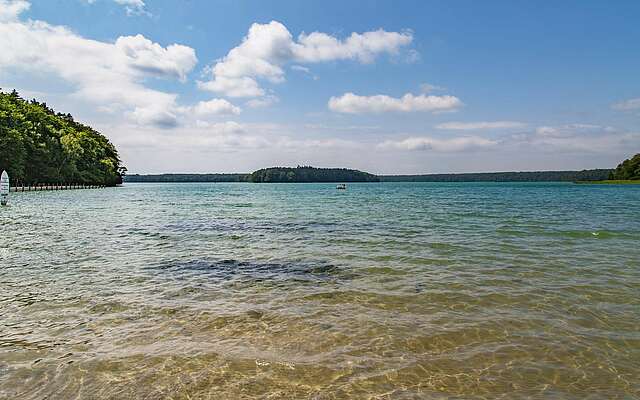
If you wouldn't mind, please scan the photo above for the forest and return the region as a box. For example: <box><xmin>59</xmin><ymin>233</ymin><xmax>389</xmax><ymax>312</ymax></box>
<box><xmin>379</xmin><ymin>169</ymin><xmax>613</xmax><ymax>182</ymax></box>
<box><xmin>126</xmin><ymin>168</ymin><xmax>619</xmax><ymax>183</ymax></box>
<box><xmin>250</xmin><ymin>166</ymin><xmax>380</xmax><ymax>183</ymax></box>
<box><xmin>609</xmin><ymin>153</ymin><xmax>640</xmax><ymax>180</ymax></box>
<box><xmin>0</xmin><ymin>89</ymin><xmax>124</xmax><ymax>186</ymax></box>
<box><xmin>126</xmin><ymin>173</ymin><xmax>250</xmax><ymax>183</ymax></box>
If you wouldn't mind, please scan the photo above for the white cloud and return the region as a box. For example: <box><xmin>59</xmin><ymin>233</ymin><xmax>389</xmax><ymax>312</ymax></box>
<box><xmin>198</xmin><ymin>76</ymin><xmax>265</xmax><ymax>98</ymax></box>
<box><xmin>190</xmin><ymin>98</ymin><xmax>241</xmax><ymax>116</ymax></box>
<box><xmin>491</xmin><ymin>123</ymin><xmax>636</xmax><ymax>155</ymax></box>
<box><xmin>277</xmin><ymin>138</ymin><xmax>359</xmax><ymax>150</ymax></box>
<box><xmin>113</xmin><ymin>0</ymin><xmax>147</xmax><ymax>16</ymax></box>
<box><xmin>198</xmin><ymin>20</ymin><xmax>413</xmax><ymax>98</ymax></box>
<box><xmin>534</xmin><ymin>124</ymin><xmax>611</xmax><ymax>138</ymax></box>
<box><xmin>291</xmin><ymin>64</ymin><xmax>318</xmax><ymax>80</ymax></box>
<box><xmin>83</xmin><ymin>0</ymin><xmax>148</xmax><ymax>16</ymax></box>
<box><xmin>291</xmin><ymin>65</ymin><xmax>310</xmax><ymax>73</ymax></box>
<box><xmin>246</xmin><ymin>95</ymin><xmax>279</xmax><ymax>108</ymax></box>
<box><xmin>612</xmin><ymin>98</ymin><xmax>640</xmax><ymax>111</ymax></box>
<box><xmin>292</xmin><ymin>28</ymin><xmax>412</xmax><ymax>63</ymax></box>
<box><xmin>193</xmin><ymin>120</ymin><xmax>245</xmax><ymax>133</ymax></box>
<box><xmin>115</xmin><ymin>34</ymin><xmax>196</xmax><ymax>81</ymax></box>
<box><xmin>436</xmin><ymin>121</ymin><xmax>526</xmax><ymax>130</ymax></box>
<box><xmin>328</xmin><ymin>92</ymin><xmax>462</xmax><ymax>114</ymax></box>
<box><xmin>114</xmin><ymin>121</ymin><xmax>269</xmax><ymax>153</ymax></box>
<box><xmin>378</xmin><ymin>136</ymin><xmax>497</xmax><ymax>152</ymax></box>
<box><xmin>0</xmin><ymin>10</ymin><xmax>197</xmax><ymax>127</ymax></box>
<box><xmin>0</xmin><ymin>0</ymin><xmax>29</xmax><ymax>21</ymax></box>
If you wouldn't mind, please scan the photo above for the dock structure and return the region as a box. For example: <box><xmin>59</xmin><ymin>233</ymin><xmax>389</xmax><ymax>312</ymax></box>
<box><xmin>9</xmin><ymin>184</ymin><xmax>106</xmax><ymax>192</ymax></box>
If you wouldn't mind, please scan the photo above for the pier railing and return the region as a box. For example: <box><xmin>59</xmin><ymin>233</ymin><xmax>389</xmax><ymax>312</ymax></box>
<box><xmin>9</xmin><ymin>184</ymin><xmax>106</xmax><ymax>192</ymax></box>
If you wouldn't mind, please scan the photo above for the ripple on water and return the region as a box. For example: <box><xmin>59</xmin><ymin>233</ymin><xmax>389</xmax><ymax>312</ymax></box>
<box><xmin>0</xmin><ymin>182</ymin><xmax>639</xmax><ymax>399</ymax></box>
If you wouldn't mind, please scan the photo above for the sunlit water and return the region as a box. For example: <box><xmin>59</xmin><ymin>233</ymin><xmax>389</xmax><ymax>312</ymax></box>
<box><xmin>1</xmin><ymin>182</ymin><xmax>639</xmax><ymax>399</ymax></box>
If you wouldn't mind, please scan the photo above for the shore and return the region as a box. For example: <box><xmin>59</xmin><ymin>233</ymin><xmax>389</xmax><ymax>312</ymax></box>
<box><xmin>575</xmin><ymin>180</ymin><xmax>640</xmax><ymax>185</ymax></box>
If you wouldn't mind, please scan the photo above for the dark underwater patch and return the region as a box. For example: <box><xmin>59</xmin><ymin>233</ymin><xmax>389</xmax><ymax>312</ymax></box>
<box><xmin>146</xmin><ymin>258</ymin><xmax>344</xmax><ymax>283</ymax></box>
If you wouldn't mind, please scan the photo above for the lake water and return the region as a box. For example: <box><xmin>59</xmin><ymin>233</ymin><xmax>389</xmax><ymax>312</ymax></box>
<box><xmin>1</xmin><ymin>182</ymin><xmax>639</xmax><ymax>399</ymax></box>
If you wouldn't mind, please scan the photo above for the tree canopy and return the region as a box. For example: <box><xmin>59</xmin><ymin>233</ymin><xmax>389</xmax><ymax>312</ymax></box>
<box><xmin>250</xmin><ymin>166</ymin><xmax>380</xmax><ymax>183</ymax></box>
<box><xmin>609</xmin><ymin>153</ymin><xmax>640</xmax><ymax>180</ymax></box>
<box><xmin>380</xmin><ymin>169</ymin><xmax>612</xmax><ymax>182</ymax></box>
<box><xmin>126</xmin><ymin>173</ymin><xmax>250</xmax><ymax>183</ymax></box>
<box><xmin>0</xmin><ymin>89</ymin><xmax>124</xmax><ymax>186</ymax></box>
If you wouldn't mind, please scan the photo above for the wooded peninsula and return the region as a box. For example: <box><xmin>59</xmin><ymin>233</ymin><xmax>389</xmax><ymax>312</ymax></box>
<box><xmin>0</xmin><ymin>90</ymin><xmax>125</xmax><ymax>186</ymax></box>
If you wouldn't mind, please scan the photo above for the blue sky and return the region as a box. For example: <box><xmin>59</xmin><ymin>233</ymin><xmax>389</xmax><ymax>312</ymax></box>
<box><xmin>1</xmin><ymin>0</ymin><xmax>639</xmax><ymax>173</ymax></box>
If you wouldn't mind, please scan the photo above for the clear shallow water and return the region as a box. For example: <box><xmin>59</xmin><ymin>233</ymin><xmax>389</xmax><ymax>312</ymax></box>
<box><xmin>0</xmin><ymin>182</ymin><xmax>639</xmax><ymax>399</ymax></box>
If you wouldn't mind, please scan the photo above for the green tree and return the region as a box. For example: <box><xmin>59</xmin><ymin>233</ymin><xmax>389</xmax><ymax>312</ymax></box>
<box><xmin>610</xmin><ymin>153</ymin><xmax>640</xmax><ymax>180</ymax></box>
<box><xmin>0</xmin><ymin>89</ymin><xmax>124</xmax><ymax>186</ymax></box>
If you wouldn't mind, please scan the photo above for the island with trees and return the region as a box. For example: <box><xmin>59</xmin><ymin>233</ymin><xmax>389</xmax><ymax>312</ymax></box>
<box><xmin>0</xmin><ymin>89</ymin><xmax>125</xmax><ymax>187</ymax></box>
<box><xmin>250</xmin><ymin>166</ymin><xmax>380</xmax><ymax>183</ymax></box>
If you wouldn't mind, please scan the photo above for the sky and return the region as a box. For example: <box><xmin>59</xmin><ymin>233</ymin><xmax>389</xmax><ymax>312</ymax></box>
<box><xmin>1</xmin><ymin>0</ymin><xmax>639</xmax><ymax>174</ymax></box>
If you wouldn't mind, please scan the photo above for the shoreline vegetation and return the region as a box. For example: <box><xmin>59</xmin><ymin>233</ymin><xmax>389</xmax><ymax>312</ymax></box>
<box><xmin>126</xmin><ymin>167</ymin><xmax>616</xmax><ymax>183</ymax></box>
<box><xmin>0</xmin><ymin>90</ymin><xmax>125</xmax><ymax>187</ymax></box>
<box><xmin>575</xmin><ymin>180</ymin><xmax>640</xmax><ymax>185</ymax></box>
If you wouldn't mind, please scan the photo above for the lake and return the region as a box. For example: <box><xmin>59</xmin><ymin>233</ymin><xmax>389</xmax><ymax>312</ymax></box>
<box><xmin>1</xmin><ymin>182</ymin><xmax>638</xmax><ymax>399</ymax></box>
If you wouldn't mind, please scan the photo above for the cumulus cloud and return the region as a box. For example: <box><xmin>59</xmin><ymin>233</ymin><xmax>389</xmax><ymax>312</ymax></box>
<box><xmin>198</xmin><ymin>20</ymin><xmax>413</xmax><ymax>98</ymax></box>
<box><xmin>378</xmin><ymin>136</ymin><xmax>497</xmax><ymax>152</ymax></box>
<box><xmin>436</xmin><ymin>121</ymin><xmax>526</xmax><ymax>130</ymax></box>
<box><xmin>0</xmin><ymin>0</ymin><xmax>29</xmax><ymax>21</ymax></box>
<box><xmin>328</xmin><ymin>92</ymin><xmax>462</xmax><ymax>114</ymax></box>
<box><xmin>0</xmin><ymin>9</ymin><xmax>197</xmax><ymax>127</ymax></box>
<box><xmin>115</xmin><ymin>35</ymin><xmax>196</xmax><ymax>81</ymax></box>
<box><xmin>612</xmin><ymin>98</ymin><xmax>640</xmax><ymax>111</ymax></box>
<box><xmin>293</xmin><ymin>28</ymin><xmax>412</xmax><ymax>63</ymax></box>
<box><xmin>189</xmin><ymin>99</ymin><xmax>241</xmax><ymax>116</ymax></box>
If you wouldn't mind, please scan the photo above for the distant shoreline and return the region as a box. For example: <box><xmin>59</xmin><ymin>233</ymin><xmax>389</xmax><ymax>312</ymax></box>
<box><xmin>575</xmin><ymin>180</ymin><xmax>640</xmax><ymax>185</ymax></box>
<box><xmin>125</xmin><ymin>168</ymin><xmax>613</xmax><ymax>183</ymax></box>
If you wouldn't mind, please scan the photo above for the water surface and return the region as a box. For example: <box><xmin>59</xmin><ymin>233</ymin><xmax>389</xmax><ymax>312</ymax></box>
<box><xmin>1</xmin><ymin>182</ymin><xmax>639</xmax><ymax>399</ymax></box>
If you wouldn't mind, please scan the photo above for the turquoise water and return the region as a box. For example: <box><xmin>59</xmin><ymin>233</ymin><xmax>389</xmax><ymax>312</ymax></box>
<box><xmin>1</xmin><ymin>182</ymin><xmax>639</xmax><ymax>399</ymax></box>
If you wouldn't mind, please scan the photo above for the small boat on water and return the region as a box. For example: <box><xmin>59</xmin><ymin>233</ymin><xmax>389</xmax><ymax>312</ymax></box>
<box><xmin>336</xmin><ymin>184</ymin><xmax>347</xmax><ymax>190</ymax></box>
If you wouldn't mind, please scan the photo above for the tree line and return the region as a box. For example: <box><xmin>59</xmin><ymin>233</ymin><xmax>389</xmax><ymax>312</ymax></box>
<box><xmin>0</xmin><ymin>89</ymin><xmax>124</xmax><ymax>186</ymax></box>
<box><xmin>126</xmin><ymin>173</ymin><xmax>250</xmax><ymax>183</ymax></box>
<box><xmin>609</xmin><ymin>153</ymin><xmax>640</xmax><ymax>180</ymax></box>
<box><xmin>379</xmin><ymin>169</ymin><xmax>613</xmax><ymax>182</ymax></box>
<box><xmin>126</xmin><ymin>168</ymin><xmax>620</xmax><ymax>183</ymax></box>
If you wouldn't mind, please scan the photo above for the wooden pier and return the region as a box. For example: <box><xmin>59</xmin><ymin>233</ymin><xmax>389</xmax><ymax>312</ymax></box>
<box><xmin>9</xmin><ymin>184</ymin><xmax>106</xmax><ymax>192</ymax></box>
